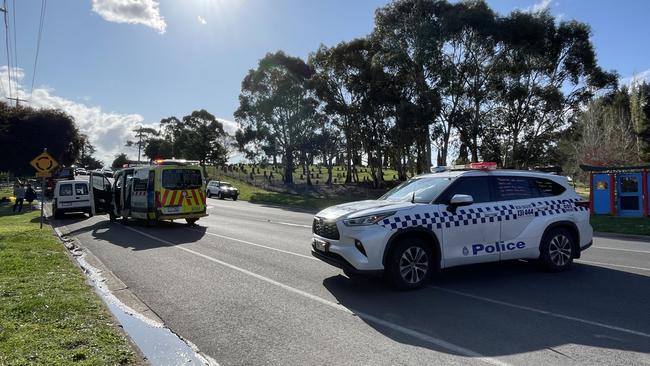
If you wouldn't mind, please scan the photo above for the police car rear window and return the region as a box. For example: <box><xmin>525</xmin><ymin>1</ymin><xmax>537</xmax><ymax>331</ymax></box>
<box><xmin>532</xmin><ymin>178</ymin><xmax>566</xmax><ymax>197</ymax></box>
<box><xmin>495</xmin><ymin>176</ymin><xmax>535</xmax><ymax>200</ymax></box>
<box><xmin>495</xmin><ymin>176</ymin><xmax>565</xmax><ymax>200</ymax></box>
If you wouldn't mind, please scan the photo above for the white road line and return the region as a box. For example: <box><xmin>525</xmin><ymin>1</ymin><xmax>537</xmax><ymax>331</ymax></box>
<box><xmin>591</xmin><ymin>246</ymin><xmax>650</xmax><ymax>254</ymax></box>
<box><xmin>188</xmin><ymin>228</ymin><xmax>318</xmax><ymax>261</ymax></box>
<box><xmin>121</xmin><ymin>225</ymin><xmax>511</xmax><ymax>366</ymax></box>
<box><xmin>275</xmin><ymin>221</ymin><xmax>312</xmax><ymax>228</ymax></box>
<box><xmin>429</xmin><ymin>286</ymin><xmax>650</xmax><ymax>339</ymax></box>
<box><xmin>575</xmin><ymin>259</ymin><xmax>650</xmax><ymax>272</ymax></box>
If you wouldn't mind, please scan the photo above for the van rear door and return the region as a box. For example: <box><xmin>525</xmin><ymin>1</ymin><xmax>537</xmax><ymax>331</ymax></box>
<box><xmin>90</xmin><ymin>172</ymin><xmax>112</xmax><ymax>215</ymax></box>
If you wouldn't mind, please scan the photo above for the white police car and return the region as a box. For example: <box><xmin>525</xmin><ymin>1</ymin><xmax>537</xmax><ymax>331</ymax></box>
<box><xmin>311</xmin><ymin>163</ymin><xmax>592</xmax><ymax>289</ymax></box>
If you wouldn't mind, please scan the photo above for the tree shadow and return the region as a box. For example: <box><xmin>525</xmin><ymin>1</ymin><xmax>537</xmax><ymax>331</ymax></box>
<box><xmin>323</xmin><ymin>260</ymin><xmax>650</xmax><ymax>359</ymax></box>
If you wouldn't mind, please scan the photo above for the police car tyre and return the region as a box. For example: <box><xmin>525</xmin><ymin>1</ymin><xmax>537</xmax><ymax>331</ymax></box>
<box><xmin>233</xmin><ymin>195</ymin><xmax>238</xmax><ymax>201</ymax></box>
<box><xmin>386</xmin><ymin>238</ymin><xmax>434</xmax><ymax>290</ymax></box>
<box><xmin>540</xmin><ymin>227</ymin><xmax>575</xmax><ymax>272</ymax></box>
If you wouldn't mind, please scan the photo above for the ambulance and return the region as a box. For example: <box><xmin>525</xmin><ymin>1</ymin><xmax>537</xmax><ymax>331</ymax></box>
<box><xmin>90</xmin><ymin>160</ymin><xmax>208</xmax><ymax>225</ymax></box>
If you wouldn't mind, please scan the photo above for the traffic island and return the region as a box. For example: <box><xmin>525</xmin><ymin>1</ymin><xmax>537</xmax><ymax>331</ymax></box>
<box><xmin>0</xmin><ymin>206</ymin><xmax>140</xmax><ymax>365</ymax></box>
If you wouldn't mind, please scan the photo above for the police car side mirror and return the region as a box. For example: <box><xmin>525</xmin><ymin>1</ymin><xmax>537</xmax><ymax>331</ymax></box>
<box><xmin>448</xmin><ymin>194</ymin><xmax>473</xmax><ymax>211</ymax></box>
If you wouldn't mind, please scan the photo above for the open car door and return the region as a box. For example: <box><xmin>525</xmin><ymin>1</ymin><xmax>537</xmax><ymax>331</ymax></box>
<box><xmin>90</xmin><ymin>172</ymin><xmax>112</xmax><ymax>215</ymax></box>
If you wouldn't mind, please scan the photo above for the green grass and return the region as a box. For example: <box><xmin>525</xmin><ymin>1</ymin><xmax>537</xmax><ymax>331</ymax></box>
<box><xmin>210</xmin><ymin>173</ymin><xmax>349</xmax><ymax>211</ymax></box>
<box><xmin>573</xmin><ymin>181</ymin><xmax>589</xmax><ymax>199</ymax></box>
<box><xmin>0</xmin><ymin>185</ymin><xmax>12</xmax><ymax>200</ymax></box>
<box><xmin>0</xmin><ymin>207</ymin><xmax>137</xmax><ymax>365</ymax></box>
<box><xmin>590</xmin><ymin>215</ymin><xmax>650</xmax><ymax>236</ymax></box>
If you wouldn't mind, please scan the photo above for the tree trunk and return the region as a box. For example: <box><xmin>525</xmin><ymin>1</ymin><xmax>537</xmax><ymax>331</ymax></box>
<box><xmin>345</xmin><ymin>144</ymin><xmax>352</xmax><ymax>184</ymax></box>
<box><xmin>284</xmin><ymin>150</ymin><xmax>294</xmax><ymax>184</ymax></box>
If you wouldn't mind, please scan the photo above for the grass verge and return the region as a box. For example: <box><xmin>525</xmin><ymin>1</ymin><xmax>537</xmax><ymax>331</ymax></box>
<box><xmin>211</xmin><ymin>174</ymin><xmax>348</xmax><ymax>211</ymax></box>
<box><xmin>590</xmin><ymin>215</ymin><xmax>650</xmax><ymax>236</ymax></box>
<box><xmin>0</xmin><ymin>207</ymin><xmax>136</xmax><ymax>365</ymax></box>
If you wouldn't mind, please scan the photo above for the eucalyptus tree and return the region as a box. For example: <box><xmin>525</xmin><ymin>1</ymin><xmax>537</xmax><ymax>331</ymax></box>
<box><xmin>373</xmin><ymin>0</ymin><xmax>446</xmax><ymax>173</ymax></box>
<box><xmin>310</xmin><ymin>42</ymin><xmax>364</xmax><ymax>183</ymax></box>
<box><xmin>235</xmin><ymin>51</ymin><xmax>318</xmax><ymax>184</ymax></box>
<box><xmin>493</xmin><ymin>10</ymin><xmax>616</xmax><ymax>168</ymax></box>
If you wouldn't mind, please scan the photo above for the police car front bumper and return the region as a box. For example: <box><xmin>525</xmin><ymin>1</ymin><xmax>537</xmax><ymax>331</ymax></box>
<box><xmin>311</xmin><ymin>246</ymin><xmax>383</xmax><ymax>276</ymax></box>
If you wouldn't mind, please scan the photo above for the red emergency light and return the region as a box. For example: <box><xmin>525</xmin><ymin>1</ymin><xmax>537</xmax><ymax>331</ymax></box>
<box><xmin>469</xmin><ymin>162</ymin><xmax>497</xmax><ymax>170</ymax></box>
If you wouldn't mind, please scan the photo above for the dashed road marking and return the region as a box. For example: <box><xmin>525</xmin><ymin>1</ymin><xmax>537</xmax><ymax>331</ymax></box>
<box><xmin>576</xmin><ymin>259</ymin><xmax>650</xmax><ymax>272</ymax></box>
<box><xmin>591</xmin><ymin>246</ymin><xmax>650</xmax><ymax>254</ymax></box>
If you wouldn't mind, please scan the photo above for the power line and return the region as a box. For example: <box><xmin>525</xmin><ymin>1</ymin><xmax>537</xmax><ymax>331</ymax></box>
<box><xmin>2</xmin><ymin>0</ymin><xmax>12</xmax><ymax>101</ymax></box>
<box><xmin>11</xmin><ymin>0</ymin><xmax>16</xmax><ymax>82</ymax></box>
<box><xmin>30</xmin><ymin>0</ymin><xmax>46</xmax><ymax>98</ymax></box>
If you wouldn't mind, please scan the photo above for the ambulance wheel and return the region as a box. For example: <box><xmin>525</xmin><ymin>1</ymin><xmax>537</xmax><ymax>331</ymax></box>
<box><xmin>53</xmin><ymin>207</ymin><xmax>63</xmax><ymax>219</ymax></box>
<box><xmin>185</xmin><ymin>218</ymin><xmax>198</xmax><ymax>226</ymax></box>
<box><xmin>386</xmin><ymin>238</ymin><xmax>433</xmax><ymax>290</ymax></box>
<box><xmin>540</xmin><ymin>227</ymin><xmax>575</xmax><ymax>272</ymax></box>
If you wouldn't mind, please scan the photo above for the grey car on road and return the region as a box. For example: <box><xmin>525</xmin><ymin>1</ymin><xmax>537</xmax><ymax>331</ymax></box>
<box><xmin>206</xmin><ymin>180</ymin><xmax>239</xmax><ymax>200</ymax></box>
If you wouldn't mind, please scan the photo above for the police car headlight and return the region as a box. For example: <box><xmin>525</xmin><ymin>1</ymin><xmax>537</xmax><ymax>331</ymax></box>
<box><xmin>343</xmin><ymin>212</ymin><xmax>396</xmax><ymax>226</ymax></box>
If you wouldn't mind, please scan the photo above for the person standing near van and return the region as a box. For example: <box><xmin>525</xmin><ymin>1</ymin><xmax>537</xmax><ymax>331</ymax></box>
<box><xmin>25</xmin><ymin>184</ymin><xmax>36</xmax><ymax>211</ymax></box>
<box><xmin>13</xmin><ymin>184</ymin><xmax>25</xmax><ymax>212</ymax></box>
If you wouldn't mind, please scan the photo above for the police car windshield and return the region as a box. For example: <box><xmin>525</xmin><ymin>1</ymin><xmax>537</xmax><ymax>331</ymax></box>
<box><xmin>380</xmin><ymin>177</ymin><xmax>454</xmax><ymax>203</ymax></box>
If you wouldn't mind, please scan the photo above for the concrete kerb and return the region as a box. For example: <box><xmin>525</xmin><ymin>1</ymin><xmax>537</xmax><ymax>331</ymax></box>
<box><xmin>48</xmin><ymin>210</ymin><xmax>219</xmax><ymax>366</ymax></box>
<box><xmin>52</xmin><ymin>225</ymin><xmax>164</xmax><ymax>325</ymax></box>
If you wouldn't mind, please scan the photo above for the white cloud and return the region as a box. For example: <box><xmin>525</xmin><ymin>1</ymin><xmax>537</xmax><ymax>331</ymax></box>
<box><xmin>197</xmin><ymin>15</ymin><xmax>207</xmax><ymax>25</ymax></box>
<box><xmin>0</xmin><ymin>66</ymin><xmax>147</xmax><ymax>165</ymax></box>
<box><xmin>525</xmin><ymin>0</ymin><xmax>552</xmax><ymax>13</ymax></box>
<box><xmin>620</xmin><ymin>69</ymin><xmax>650</xmax><ymax>87</ymax></box>
<box><xmin>92</xmin><ymin>0</ymin><xmax>166</xmax><ymax>34</ymax></box>
<box><xmin>217</xmin><ymin>118</ymin><xmax>239</xmax><ymax>135</ymax></box>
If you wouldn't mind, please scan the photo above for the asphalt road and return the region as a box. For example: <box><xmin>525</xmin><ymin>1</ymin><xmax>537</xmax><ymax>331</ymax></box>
<box><xmin>53</xmin><ymin>198</ymin><xmax>650</xmax><ymax>366</ymax></box>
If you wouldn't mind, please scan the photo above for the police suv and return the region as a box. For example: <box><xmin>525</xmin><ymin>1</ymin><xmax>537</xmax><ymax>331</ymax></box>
<box><xmin>311</xmin><ymin>163</ymin><xmax>592</xmax><ymax>289</ymax></box>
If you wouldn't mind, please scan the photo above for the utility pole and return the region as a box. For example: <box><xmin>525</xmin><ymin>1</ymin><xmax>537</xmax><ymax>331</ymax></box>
<box><xmin>7</xmin><ymin>97</ymin><xmax>28</xmax><ymax>107</ymax></box>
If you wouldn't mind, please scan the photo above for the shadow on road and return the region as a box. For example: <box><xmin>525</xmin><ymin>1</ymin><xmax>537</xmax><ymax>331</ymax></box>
<box><xmin>323</xmin><ymin>260</ymin><xmax>650</xmax><ymax>358</ymax></box>
<box><xmin>60</xmin><ymin>215</ymin><xmax>207</xmax><ymax>251</ymax></box>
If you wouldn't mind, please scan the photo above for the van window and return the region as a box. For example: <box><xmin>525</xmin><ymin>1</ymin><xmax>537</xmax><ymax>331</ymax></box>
<box><xmin>74</xmin><ymin>183</ymin><xmax>88</xmax><ymax>195</ymax></box>
<box><xmin>59</xmin><ymin>184</ymin><xmax>73</xmax><ymax>196</ymax></box>
<box><xmin>162</xmin><ymin>169</ymin><xmax>202</xmax><ymax>190</ymax></box>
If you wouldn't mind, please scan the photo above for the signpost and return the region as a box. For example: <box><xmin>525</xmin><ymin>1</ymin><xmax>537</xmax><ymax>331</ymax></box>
<box><xmin>30</xmin><ymin>149</ymin><xmax>58</xmax><ymax>229</ymax></box>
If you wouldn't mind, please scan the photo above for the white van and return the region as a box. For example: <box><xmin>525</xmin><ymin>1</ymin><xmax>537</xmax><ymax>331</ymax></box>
<box><xmin>52</xmin><ymin>180</ymin><xmax>93</xmax><ymax>219</ymax></box>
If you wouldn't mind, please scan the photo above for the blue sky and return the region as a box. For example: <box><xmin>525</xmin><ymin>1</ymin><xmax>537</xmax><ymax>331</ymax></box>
<box><xmin>3</xmin><ymin>0</ymin><xmax>649</xmax><ymax>164</ymax></box>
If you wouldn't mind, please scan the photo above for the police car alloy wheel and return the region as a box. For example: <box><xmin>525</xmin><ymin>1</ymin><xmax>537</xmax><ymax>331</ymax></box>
<box><xmin>387</xmin><ymin>238</ymin><xmax>433</xmax><ymax>290</ymax></box>
<box><xmin>540</xmin><ymin>228</ymin><xmax>575</xmax><ymax>272</ymax></box>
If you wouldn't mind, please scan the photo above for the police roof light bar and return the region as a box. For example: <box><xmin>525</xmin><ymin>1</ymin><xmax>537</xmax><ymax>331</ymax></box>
<box><xmin>430</xmin><ymin>162</ymin><xmax>498</xmax><ymax>173</ymax></box>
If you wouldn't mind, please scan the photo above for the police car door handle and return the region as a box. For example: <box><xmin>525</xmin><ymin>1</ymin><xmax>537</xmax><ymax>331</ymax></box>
<box><xmin>484</xmin><ymin>212</ymin><xmax>498</xmax><ymax>217</ymax></box>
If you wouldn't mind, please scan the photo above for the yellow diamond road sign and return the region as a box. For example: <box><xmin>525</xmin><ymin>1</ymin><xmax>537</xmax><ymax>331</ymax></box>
<box><xmin>30</xmin><ymin>151</ymin><xmax>59</xmax><ymax>173</ymax></box>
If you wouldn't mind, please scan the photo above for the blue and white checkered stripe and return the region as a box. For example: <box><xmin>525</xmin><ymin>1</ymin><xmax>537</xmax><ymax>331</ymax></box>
<box><xmin>380</xmin><ymin>198</ymin><xmax>587</xmax><ymax>230</ymax></box>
